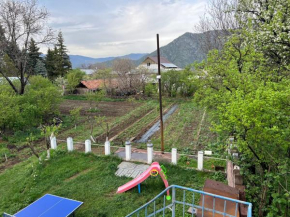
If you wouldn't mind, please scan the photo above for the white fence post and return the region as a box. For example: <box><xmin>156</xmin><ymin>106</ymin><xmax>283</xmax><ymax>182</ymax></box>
<box><xmin>50</xmin><ymin>136</ymin><xmax>57</xmax><ymax>150</ymax></box>
<box><xmin>172</xmin><ymin>148</ymin><xmax>177</xmax><ymax>165</ymax></box>
<box><xmin>204</xmin><ymin>150</ymin><xmax>212</xmax><ymax>155</ymax></box>
<box><xmin>105</xmin><ymin>137</ymin><xmax>110</xmax><ymax>155</ymax></box>
<box><xmin>85</xmin><ymin>139</ymin><xmax>91</xmax><ymax>153</ymax></box>
<box><xmin>67</xmin><ymin>137</ymin><xmax>73</xmax><ymax>152</ymax></box>
<box><xmin>147</xmin><ymin>141</ymin><xmax>153</xmax><ymax>164</ymax></box>
<box><xmin>125</xmin><ymin>140</ymin><xmax>131</xmax><ymax>161</ymax></box>
<box><xmin>198</xmin><ymin>151</ymin><xmax>204</xmax><ymax>170</ymax></box>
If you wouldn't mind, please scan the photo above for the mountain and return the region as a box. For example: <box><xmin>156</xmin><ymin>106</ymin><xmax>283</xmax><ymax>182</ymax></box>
<box><xmin>135</xmin><ymin>32</ymin><xmax>207</xmax><ymax>68</ymax></box>
<box><xmin>102</xmin><ymin>32</ymin><xmax>209</xmax><ymax>68</ymax></box>
<box><xmin>69</xmin><ymin>53</ymin><xmax>148</xmax><ymax>68</ymax></box>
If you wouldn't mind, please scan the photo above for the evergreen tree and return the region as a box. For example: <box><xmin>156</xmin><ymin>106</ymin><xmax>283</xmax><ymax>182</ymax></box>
<box><xmin>27</xmin><ymin>38</ymin><xmax>42</xmax><ymax>75</ymax></box>
<box><xmin>45</xmin><ymin>48</ymin><xmax>57</xmax><ymax>79</ymax></box>
<box><xmin>35</xmin><ymin>59</ymin><xmax>47</xmax><ymax>77</ymax></box>
<box><xmin>55</xmin><ymin>31</ymin><xmax>71</xmax><ymax>77</ymax></box>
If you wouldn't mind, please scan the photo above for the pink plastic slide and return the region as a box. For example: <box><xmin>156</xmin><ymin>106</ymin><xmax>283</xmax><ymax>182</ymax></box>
<box><xmin>116</xmin><ymin>162</ymin><xmax>171</xmax><ymax>199</ymax></box>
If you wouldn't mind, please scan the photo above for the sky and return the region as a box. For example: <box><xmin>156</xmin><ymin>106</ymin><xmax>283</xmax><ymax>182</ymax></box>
<box><xmin>38</xmin><ymin>0</ymin><xmax>206</xmax><ymax>58</ymax></box>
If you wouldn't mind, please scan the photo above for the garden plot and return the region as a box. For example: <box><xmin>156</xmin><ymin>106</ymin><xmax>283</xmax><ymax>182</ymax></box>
<box><xmin>150</xmin><ymin>102</ymin><xmax>217</xmax><ymax>153</ymax></box>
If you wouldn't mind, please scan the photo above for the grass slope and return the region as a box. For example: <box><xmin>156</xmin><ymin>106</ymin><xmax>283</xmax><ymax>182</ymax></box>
<box><xmin>0</xmin><ymin>151</ymin><xmax>219</xmax><ymax>217</ymax></box>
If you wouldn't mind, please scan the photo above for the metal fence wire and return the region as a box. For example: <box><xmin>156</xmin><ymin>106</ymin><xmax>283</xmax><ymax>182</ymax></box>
<box><xmin>126</xmin><ymin>185</ymin><xmax>252</xmax><ymax>217</ymax></box>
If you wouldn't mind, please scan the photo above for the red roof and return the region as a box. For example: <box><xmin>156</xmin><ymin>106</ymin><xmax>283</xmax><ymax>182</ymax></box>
<box><xmin>80</xmin><ymin>79</ymin><xmax>119</xmax><ymax>90</ymax></box>
<box><xmin>80</xmin><ymin>80</ymin><xmax>103</xmax><ymax>90</ymax></box>
<box><xmin>147</xmin><ymin>56</ymin><xmax>171</xmax><ymax>64</ymax></box>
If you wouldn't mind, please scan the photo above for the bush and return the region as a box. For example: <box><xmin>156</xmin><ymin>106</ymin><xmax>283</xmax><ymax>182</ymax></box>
<box><xmin>0</xmin><ymin>76</ymin><xmax>62</xmax><ymax>133</ymax></box>
<box><xmin>66</xmin><ymin>69</ymin><xmax>85</xmax><ymax>93</ymax></box>
<box><xmin>144</xmin><ymin>83</ymin><xmax>156</xmax><ymax>97</ymax></box>
<box><xmin>162</xmin><ymin>68</ymin><xmax>197</xmax><ymax>97</ymax></box>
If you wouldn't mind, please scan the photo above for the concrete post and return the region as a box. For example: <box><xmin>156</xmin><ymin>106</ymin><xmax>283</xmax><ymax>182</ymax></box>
<box><xmin>67</xmin><ymin>137</ymin><xmax>73</xmax><ymax>152</ymax></box>
<box><xmin>125</xmin><ymin>140</ymin><xmax>131</xmax><ymax>161</ymax></box>
<box><xmin>50</xmin><ymin>136</ymin><xmax>57</xmax><ymax>150</ymax></box>
<box><xmin>105</xmin><ymin>137</ymin><xmax>110</xmax><ymax>155</ymax></box>
<box><xmin>85</xmin><ymin>139</ymin><xmax>91</xmax><ymax>153</ymax></box>
<box><xmin>171</xmin><ymin>148</ymin><xmax>177</xmax><ymax>165</ymax></box>
<box><xmin>147</xmin><ymin>141</ymin><xmax>153</xmax><ymax>164</ymax></box>
<box><xmin>204</xmin><ymin>150</ymin><xmax>212</xmax><ymax>155</ymax></box>
<box><xmin>198</xmin><ymin>151</ymin><xmax>204</xmax><ymax>170</ymax></box>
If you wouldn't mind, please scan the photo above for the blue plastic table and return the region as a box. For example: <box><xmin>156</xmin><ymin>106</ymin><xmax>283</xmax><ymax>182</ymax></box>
<box><xmin>4</xmin><ymin>194</ymin><xmax>83</xmax><ymax>217</ymax></box>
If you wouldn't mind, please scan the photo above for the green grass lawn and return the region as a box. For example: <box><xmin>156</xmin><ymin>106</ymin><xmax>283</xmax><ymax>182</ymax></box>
<box><xmin>0</xmin><ymin>150</ymin><xmax>224</xmax><ymax>217</ymax></box>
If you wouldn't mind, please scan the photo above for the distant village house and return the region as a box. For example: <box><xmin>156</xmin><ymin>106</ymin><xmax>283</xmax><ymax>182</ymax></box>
<box><xmin>138</xmin><ymin>56</ymin><xmax>182</xmax><ymax>73</ymax></box>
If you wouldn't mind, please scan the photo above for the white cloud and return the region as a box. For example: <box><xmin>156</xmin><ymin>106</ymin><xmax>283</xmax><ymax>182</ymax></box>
<box><xmin>39</xmin><ymin>0</ymin><xmax>206</xmax><ymax>57</ymax></box>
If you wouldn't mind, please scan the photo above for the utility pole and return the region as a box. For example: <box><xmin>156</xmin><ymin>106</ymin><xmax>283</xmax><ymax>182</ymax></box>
<box><xmin>157</xmin><ymin>34</ymin><xmax>165</xmax><ymax>153</ymax></box>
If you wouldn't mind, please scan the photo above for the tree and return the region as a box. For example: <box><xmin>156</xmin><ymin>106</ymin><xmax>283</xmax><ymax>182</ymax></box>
<box><xmin>0</xmin><ymin>76</ymin><xmax>62</xmax><ymax>134</ymax></box>
<box><xmin>70</xmin><ymin>107</ymin><xmax>82</xmax><ymax>129</ymax></box>
<box><xmin>192</xmin><ymin>1</ymin><xmax>290</xmax><ymax>215</ymax></box>
<box><xmin>27</xmin><ymin>38</ymin><xmax>42</xmax><ymax>75</ymax></box>
<box><xmin>40</xmin><ymin>120</ymin><xmax>61</xmax><ymax>159</ymax></box>
<box><xmin>0</xmin><ymin>0</ymin><xmax>53</xmax><ymax>94</ymax></box>
<box><xmin>55</xmin><ymin>31</ymin><xmax>71</xmax><ymax>77</ymax></box>
<box><xmin>214</xmin><ymin>81</ymin><xmax>290</xmax><ymax>217</ymax></box>
<box><xmin>93</xmin><ymin>68</ymin><xmax>114</xmax><ymax>95</ymax></box>
<box><xmin>237</xmin><ymin>0</ymin><xmax>290</xmax><ymax>77</ymax></box>
<box><xmin>162</xmin><ymin>70</ymin><xmax>181</xmax><ymax>97</ymax></box>
<box><xmin>54</xmin><ymin>76</ymin><xmax>67</xmax><ymax>96</ymax></box>
<box><xmin>66</xmin><ymin>69</ymin><xmax>85</xmax><ymax>93</ymax></box>
<box><xmin>194</xmin><ymin>0</ymin><xmax>239</xmax><ymax>55</ymax></box>
<box><xmin>193</xmin><ymin>36</ymin><xmax>289</xmax><ymax>216</ymax></box>
<box><xmin>112</xmin><ymin>58</ymin><xmax>135</xmax><ymax>94</ymax></box>
<box><xmin>34</xmin><ymin>59</ymin><xmax>47</xmax><ymax>77</ymax></box>
<box><xmin>133</xmin><ymin>66</ymin><xmax>150</xmax><ymax>94</ymax></box>
<box><xmin>45</xmin><ymin>48</ymin><xmax>57</xmax><ymax>79</ymax></box>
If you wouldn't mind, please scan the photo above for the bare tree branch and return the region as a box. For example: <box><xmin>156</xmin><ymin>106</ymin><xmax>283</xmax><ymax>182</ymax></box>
<box><xmin>0</xmin><ymin>0</ymin><xmax>54</xmax><ymax>94</ymax></box>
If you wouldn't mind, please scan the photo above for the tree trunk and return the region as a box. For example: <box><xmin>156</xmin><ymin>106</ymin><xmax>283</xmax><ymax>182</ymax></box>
<box><xmin>0</xmin><ymin>75</ymin><xmax>19</xmax><ymax>94</ymax></box>
<box><xmin>46</xmin><ymin>149</ymin><xmax>50</xmax><ymax>159</ymax></box>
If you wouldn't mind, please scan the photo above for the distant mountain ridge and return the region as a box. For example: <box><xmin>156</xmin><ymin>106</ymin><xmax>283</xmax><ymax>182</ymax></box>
<box><xmin>69</xmin><ymin>53</ymin><xmax>148</xmax><ymax>68</ymax></box>
<box><xmin>135</xmin><ymin>32</ymin><xmax>207</xmax><ymax>68</ymax></box>
<box><xmin>102</xmin><ymin>32</ymin><xmax>208</xmax><ymax>68</ymax></box>
<box><xmin>69</xmin><ymin>32</ymin><xmax>210</xmax><ymax>69</ymax></box>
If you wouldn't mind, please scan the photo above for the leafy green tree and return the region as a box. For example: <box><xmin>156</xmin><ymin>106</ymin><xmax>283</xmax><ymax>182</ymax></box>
<box><xmin>193</xmin><ymin>35</ymin><xmax>290</xmax><ymax>216</ymax></box>
<box><xmin>54</xmin><ymin>76</ymin><xmax>67</xmax><ymax>96</ymax></box>
<box><xmin>179</xmin><ymin>67</ymin><xmax>197</xmax><ymax>97</ymax></box>
<box><xmin>161</xmin><ymin>69</ymin><xmax>196</xmax><ymax>97</ymax></box>
<box><xmin>0</xmin><ymin>76</ymin><xmax>62</xmax><ymax>135</ymax></box>
<box><xmin>162</xmin><ymin>70</ymin><xmax>181</xmax><ymax>97</ymax></box>
<box><xmin>70</xmin><ymin>107</ymin><xmax>82</xmax><ymax>129</ymax></box>
<box><xmin>214</xmin><ymin>81</ymin><xmax>290</xmax><ymax>216</ymax></box>
<box><xmin>0</xmin><ymin>86</ymin><xmax>20</xmax><ymax>133</ymax></box>
<box><xmin>193</xmin><ymin>1</ymin><xmax>290</xmax><ymax>215</ymax></box>
<box><xmin>144</xmin><ymin>83</ymin><xmax>156</xmax><ymax>97</ymax></box>
<box><xmin>40</xmin><ymin>120</ymin><xmax>61</xmax><ymax>159</ymax></box>
<box><xmin>238</xmin><ymin>0</ymin><xmax>290</xmax><ymax>74</ymax></box>
<box><xmin>23</xmin><ymin>76</ymin><xmax>62</xmax><ymax>125</ymax></box>
<box><xmin>66</xmin><ymin>69</ymin><xmax>85</xmax><ymax>93</ymax></box>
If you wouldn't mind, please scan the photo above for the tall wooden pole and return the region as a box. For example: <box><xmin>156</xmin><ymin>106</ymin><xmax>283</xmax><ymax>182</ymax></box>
<box><xmin>157</xmin><ymin>34</ymin><xmax>165</xmax><ymax>154</ymax></box>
